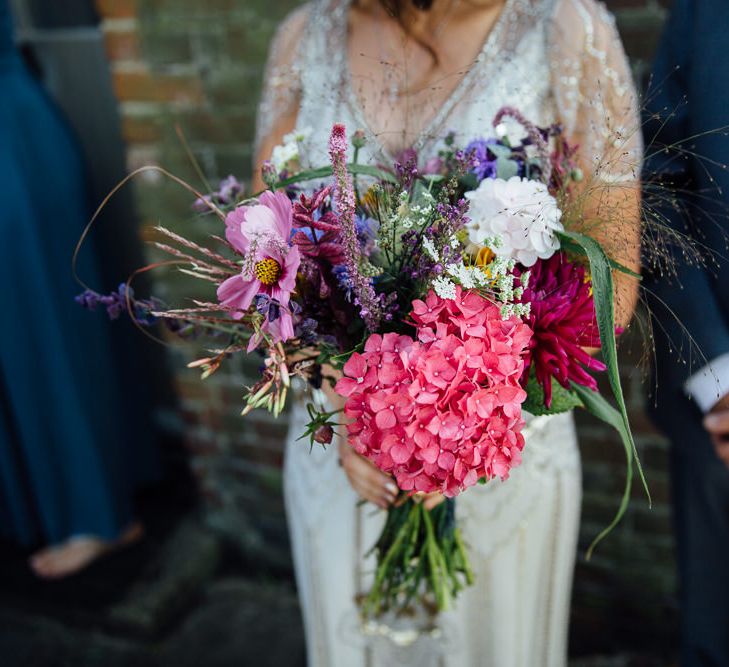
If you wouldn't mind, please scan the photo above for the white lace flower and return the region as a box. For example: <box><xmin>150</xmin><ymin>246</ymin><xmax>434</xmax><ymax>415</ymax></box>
<box><xmin>422</xmin><ymin>237</ymin><xmax>439</xmax><ymax>262</ymax></box>
<box><xmin>432</xmin><ymin>276</ymin><xmax>457</xmax><ymax>300</ymax></box>
<box><xmin>464</xmin><ymin>177</ymin><xmax>563</xmax><ymax>267</ymax></box>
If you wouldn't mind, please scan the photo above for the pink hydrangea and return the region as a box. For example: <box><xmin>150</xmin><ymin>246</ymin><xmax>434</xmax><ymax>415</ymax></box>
<box><xmin>335</xmin><ymin>288</ymin><xmax>533</xmax><ymax>497</ymax></box>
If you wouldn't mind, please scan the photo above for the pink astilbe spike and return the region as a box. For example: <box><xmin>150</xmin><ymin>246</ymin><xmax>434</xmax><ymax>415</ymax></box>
<box><xmin>328</xmin><ymin>124</ymin><xmax>382</xmax><ymax>330</ymax></box>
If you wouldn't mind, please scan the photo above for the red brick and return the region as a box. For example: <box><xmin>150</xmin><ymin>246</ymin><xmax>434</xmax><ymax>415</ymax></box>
<box><xmin>103</xmin><ymin>27</ymin><xmax>140</xmax><ymax>61</ymax></box>
<box><xmin>95</xmin><ymin>0</ymin><xmax>137</xmax><ymax>19</ymax></box>
<box><xmin>112</xmin><ymin>68</ymin><xmax>203</xmax><ymax>105</ymax></box>
<box><xmin>121</xmin><ymin>115</ymin><xmax>162</xmax><ymax>143</ymax></box>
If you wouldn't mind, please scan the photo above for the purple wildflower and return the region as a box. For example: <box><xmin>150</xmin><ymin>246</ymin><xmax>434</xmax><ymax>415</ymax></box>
<box><xmin>254</xmin><ymin>294</ymin><xmax>282</xmax><ymax>323</ymax></box>
<box><xmin>76</xmin><ymin>284</ymin><xmax>162</xmax><ymax>325</ymax></box>
<box><xmin>465</xmin><ymin>138</ymin><xmax>500</xmax><ymax>181</ymax></box>
<box><xmin>394</xmin><ymin>148</ymin><xmax>419</xmax><ymax>190</ymax></box>
<box><xmin>295</xmin><ymin>318</ymin><xmax>319</xmax><ymax>345</ymax></box>
<box><xmin>217</xmin><ymin>175</ymin><xmax>243</xmax><ymax>204</ymax></box>
<box><xmin>192</xmin><ymin>175</ymin><xmax>244</xmax><ymax>212</ymax></box>
<box><xmin>332</xmin><ymin>265</ymin><xmax>354</xmax><ymax>302</ymax></box>
<box><xmin>354</xmin><ymin>214</ymin><xmax>379</xmax><ymax>255</ymax></box>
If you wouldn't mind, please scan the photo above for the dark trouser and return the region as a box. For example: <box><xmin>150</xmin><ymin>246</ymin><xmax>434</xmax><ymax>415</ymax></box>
<box><xmin>667</xmin><ymin>400</ymin><xmax>729</xmax><ymax>667</ymax></box>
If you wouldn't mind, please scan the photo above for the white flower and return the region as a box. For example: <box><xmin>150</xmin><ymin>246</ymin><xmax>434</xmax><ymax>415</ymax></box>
<box><xmin>422</xmin><ymin>237</ymin><xmax>439</xmax><ymax>262</ymax></box>
<box><xmin>464</xmin><ymin>176</ymin><xmax>564</xmax><ymax>267</ymax></box>
<box><xmin>432</xmin><ymin>276</ymin><xmax>457</xmax><ymax>300</ymax></box>
<box><xmin>270</xmin><ymin>127</ymin><xmax>311</xmax><ymax>173</ymax></box>
<box><xmin>283</xmin><ymin>127</ymin><xmax>311</xmax><ymax>144</ymax></box>
<box><xmin>446</xmin><ymin>262</ymin><xmax>489</xmax><ymax>290</ymax></box>
<box><xmin>271</xmin><ymin>143</ymin><xmax>298</xmax><ymax>172</ymax></box>
<box><xmin>494</xmin><ymin>120</ymin><xmax>528</xmax><ymax>146</ymax></box>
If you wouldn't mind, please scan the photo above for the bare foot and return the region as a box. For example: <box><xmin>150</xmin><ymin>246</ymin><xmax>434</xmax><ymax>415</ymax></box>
<box><xmin>29</xmin><ymin>522</ymin><xmax>144</xmax><ymax>580</ymax></box>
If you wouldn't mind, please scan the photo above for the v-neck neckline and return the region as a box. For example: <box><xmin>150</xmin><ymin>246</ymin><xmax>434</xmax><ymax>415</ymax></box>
<box><xmin>339</xmin><ymin>0</ymin><xmax>517</xmax><ymax>163</ymax></box>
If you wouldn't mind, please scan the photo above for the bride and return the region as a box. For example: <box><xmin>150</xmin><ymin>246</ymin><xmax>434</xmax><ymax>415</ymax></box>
<box><xmin>253</xmin><ymin>0</ymin><xmax>641</xmax><ymax>664</ymax></box>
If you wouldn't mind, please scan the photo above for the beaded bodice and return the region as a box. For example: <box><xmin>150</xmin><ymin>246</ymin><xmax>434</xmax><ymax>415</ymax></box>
<box><xmin>256</xmin><ymin>0</ymin><xmax>642</xmax><ymax>182</ymax></box>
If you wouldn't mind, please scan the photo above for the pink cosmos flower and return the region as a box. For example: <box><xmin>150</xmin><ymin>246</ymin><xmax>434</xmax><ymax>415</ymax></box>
<box><xmin>335</xmin><ymin>287</ymin><xmax>533</xmax><ymax>497</ymax></box>
<box><xmin>216</xmin><ymin>191</ymin><xmax>301</xmax><ymax>349</ymax></box>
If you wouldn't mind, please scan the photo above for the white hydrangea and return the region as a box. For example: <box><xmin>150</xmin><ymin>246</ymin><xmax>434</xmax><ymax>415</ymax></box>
<box><xmin>270</xmin><ymin>127</ymin><xmax>311</xmax><ymax>173</ymax></box>
<box><xmin>464</xmin><ymin>176</ymin><xmax>564</xmax><ymax>267</ymax></box>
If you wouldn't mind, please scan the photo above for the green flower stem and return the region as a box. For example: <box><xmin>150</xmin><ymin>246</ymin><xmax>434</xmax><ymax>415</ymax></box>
<box><xmin>360</xmin><ymin>498</ymin><xmax>474</xmax><ymax>619</ymax></box>
<box><xmin>454</xmin><ymin>529</ymin><xmax>475</xmax><ymax>585</ymax></box>
<box><xmin>363</xmin><ymin>503</ymin><xmax>415</xmax><ymax>616</ymax></box>
<box><xmin>422</xmin><ymin>506</ymin><xmax>448</xmax><ymax>611</ymax></box>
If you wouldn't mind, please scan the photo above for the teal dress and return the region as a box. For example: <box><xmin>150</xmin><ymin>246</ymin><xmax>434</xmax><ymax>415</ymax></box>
<box><xmin>0</xmin><ymin>1</ymin><xmax>154</xmax><ymax>546</ymax></box>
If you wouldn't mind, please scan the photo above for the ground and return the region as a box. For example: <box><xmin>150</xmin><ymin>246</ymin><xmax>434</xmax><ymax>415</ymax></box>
<box><xmin>0</xmin><ymin>511</ymin><xmax>675</xmax><ymax>667</ymax></box>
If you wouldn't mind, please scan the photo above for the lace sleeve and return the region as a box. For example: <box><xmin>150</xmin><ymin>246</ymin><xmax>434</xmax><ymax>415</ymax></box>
<box><xmin>548</xmin><ymin>0</ymin><xmax>642</xmax><ymax>182</ymax></box>
<box><xmin>253</xmin><ymin>4</ymin><xmax>310</xmax><ymax>169</ymax></box>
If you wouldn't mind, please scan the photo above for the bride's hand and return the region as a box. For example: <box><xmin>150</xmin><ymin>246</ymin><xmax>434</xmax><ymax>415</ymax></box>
<box><xmin>338</xmin><ymin>440</ymin><xmax>399</xmax><ymax>509</ymax></box>
<box><xmin>322</xmin><ymin>363</ymin><xmax>398</xmax><ymax>508</ymax></box>
<box><xmin>413</xmin><ymin>492</ymin><xmax>446</xmax><ymax>511</ymax></box>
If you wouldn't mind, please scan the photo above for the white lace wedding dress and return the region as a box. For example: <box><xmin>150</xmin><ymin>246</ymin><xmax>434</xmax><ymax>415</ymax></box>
<box><xmin>255</xmin><ymin>1</ymin><xmax>641</xmax><ymax>665</ymax></box>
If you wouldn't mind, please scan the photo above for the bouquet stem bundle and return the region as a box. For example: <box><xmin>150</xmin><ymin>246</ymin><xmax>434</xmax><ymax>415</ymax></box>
<box><xmin>363</xmin><ymin>498</ymin><xmax>473</xmax><ymax>618</ymax></box>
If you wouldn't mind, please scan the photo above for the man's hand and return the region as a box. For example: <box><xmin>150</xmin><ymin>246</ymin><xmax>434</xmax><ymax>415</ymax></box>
<box><xmin>704</xmin><ymin>393</ymin><xmax>729</xmax><ymax>466</ymax></box>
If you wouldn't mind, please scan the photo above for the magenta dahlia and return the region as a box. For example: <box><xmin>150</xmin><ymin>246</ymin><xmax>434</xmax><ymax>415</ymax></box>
<box><xmin>520</xmin><ymin>252</ymin><xmax>606</xmax><ymax>407</ymax></box>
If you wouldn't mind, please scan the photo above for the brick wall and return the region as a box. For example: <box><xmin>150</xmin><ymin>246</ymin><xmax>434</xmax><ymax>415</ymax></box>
<box><xmin>95</xmin><ymin>0</ymin><xmax>675</xmax><ymax>655</ymax></box>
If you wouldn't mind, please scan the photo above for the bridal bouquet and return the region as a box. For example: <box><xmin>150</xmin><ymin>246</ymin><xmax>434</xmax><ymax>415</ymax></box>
<box><xmin>77</xmin><ymin>107</ymin><xmax>646</xmax><ymax>618</ymax></box>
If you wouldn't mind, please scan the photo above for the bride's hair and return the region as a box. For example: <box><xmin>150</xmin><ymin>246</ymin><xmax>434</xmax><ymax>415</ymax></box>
<box><xmin>379</xmin><ymin>0</ymin><xmax>434</xmax><ymax>17</ymax></box>
<box><xmin>377</xmin><ymin>0</ymin><xmax>438</xmax><ymax>64</ymax></box>
<box><xmin>381</xmin><ymin>0</ymin><xmax>434</xmax><ymax>9</ymax></box>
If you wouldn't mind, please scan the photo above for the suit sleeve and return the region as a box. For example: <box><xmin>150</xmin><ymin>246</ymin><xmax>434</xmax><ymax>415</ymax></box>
<box><xmin>643</xmin><ymin>0</ymin><xmax>729</xmax><ymax>386</ymax></box>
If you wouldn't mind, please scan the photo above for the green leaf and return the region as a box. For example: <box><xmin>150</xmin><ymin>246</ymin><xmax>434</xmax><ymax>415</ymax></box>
<box><xmin>558</xmin><ymin>234</ymin><xmax>642</xmax><ymax>280</ymax></box>
<box><xmin>570</xmin><ymin>382</ymin><xmax>634</xmax><ymax>559</ymax></box>
<box><xmin>522</xmin><ymin>374</ymin><xmax>583</xmax><ymax>416</ymax></box>
<box><xmin>560</xmin><ymin>229</ymin><xmax>650</xmax><ymax>557</ymax></box>
<box><xmin>485</xmin><ymin>143</ymin><xmax>513</xmax><ymax>158</ymax></box>
<box><xmin>496</xmin><ymin>157</ymin><xmax>519</xmax><ymax>180</ymax></box>
<box><xmin>560</xmin><ymin>230</ymin><xmax>648</xmax><ymax>500</ymax></box>
<box><xmin>458</xmin><ymin>173</ymin><xmax>479</xmax><ymax>192</ymax></box>
<box><xmin>272</xmin><ymin>163</ymin><xmax>397</xmax><ymax>190</ymax></box>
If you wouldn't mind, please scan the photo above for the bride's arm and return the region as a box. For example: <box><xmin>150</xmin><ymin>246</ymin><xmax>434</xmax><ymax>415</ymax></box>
<box><xmin>549</xmin><ymin>0</ymin><xmax>643</xmax><ymax>330</ymax></box>
<box><xmin>251</xmin><ymin>6</ymin><xmax>310</xmax><ymax>191</ymax></box>
<box><xmin>574</xmin><ymin>171</ymin><xmax>641</xmax><ymax>331</ymax></box>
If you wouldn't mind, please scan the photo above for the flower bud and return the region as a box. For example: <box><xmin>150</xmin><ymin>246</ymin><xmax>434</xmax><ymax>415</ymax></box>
<box><xmin>313</xmin><ymin>424</ymin><xmax>334</xmax><ymax>445</ymax></box>
<box><xmin>570</xmin><ymin>167</ymin><xmax>584</xmax><ymax>183</ymax></box>
<box><xmin>261</xmin><ymin>160</ymin><xmax>278</xmax><ymax>189</ymax></box>
<box><xmin>352</xmin><ymin>129</ymin><xmax>367</xmax><ymax>150</ymax></box>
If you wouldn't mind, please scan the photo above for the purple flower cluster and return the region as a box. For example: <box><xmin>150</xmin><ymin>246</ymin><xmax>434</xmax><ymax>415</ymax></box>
<box><xmin>354</xmin><ymin>214</ymin><xmax>379</xmax><ymax>256</ymax></box>
<box><xmin>394</xmin><ymin>148</ymin><xmax>419</xmax><ymax>190</ymax></box>
<box><xmin>332</xmin><ymin>264</ymin><xmax>354</xmax><ymax>301</ymax></box>
<box><xmin>254</xmin><ymin>294</ymin><xmax>283</xmax><ymax>323</ymax></box>
<box><xmin>465</xmin><ymin>138</ymin><xmax>500</xmax><ymax>181</ymax></box>
<box><xmin>76</xmin><ymin>284</ymin><xmax>168</xmax><ymax>328</ymax></box>
<box><xmin>294</xmin><ymin>318</ymin><xmax>319</xmax><ymax>345</ymax></box>
<box><xmin>192</xmin><ymin>175</ymin><xmax>244</xmax><ymax>213</ymax></box>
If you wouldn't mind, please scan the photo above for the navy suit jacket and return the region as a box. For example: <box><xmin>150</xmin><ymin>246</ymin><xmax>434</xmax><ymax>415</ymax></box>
<box><xmin>644</xmin><ymin>0</ymin><xmax>729</xmax><ymax>427</ymax></box>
